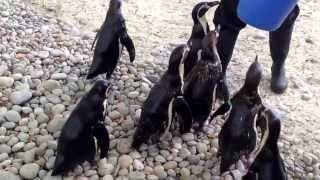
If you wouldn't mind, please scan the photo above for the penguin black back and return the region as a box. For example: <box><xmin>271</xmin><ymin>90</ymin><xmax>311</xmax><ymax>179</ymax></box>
<box><xmin>87</xmin><ymin>0</ymin><xmax>135</xmax><ymax>79</ymax></box>
<box><xmin>184</xmin><ymin>1</ymin><xmax>219</xmax><ymax>77</ymax></box>
<box><xmin>132</xmin><ymin>45</ymin><xmax>192</xmax><ymax>149</ymax></box>
<box><xmin>52</xmin><ymin>80</ymin><xmax>110</xmax><ymax>176</ymax></box>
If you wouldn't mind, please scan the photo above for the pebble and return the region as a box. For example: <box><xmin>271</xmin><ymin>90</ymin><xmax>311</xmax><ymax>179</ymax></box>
<box><xmin>128</xmin><ymin>91</ymin><xmax>139</xmax><ymax>98</ymax></box>
<box><xmin>42</xmin><ymin>80</ymin><xmax>61</xmax><ymax>91</ymax></box>
<box><xmin>0</xmin><ymin>77</ymin><xmax>14</xmax><ymax>87</ymax></box>
<box><xmin>10</xmin><ymin>90</ymin><xmax>32</xmax><ymax>105</ymax></box>
<box><xmin>23</xmin><ymin>149</ymin><xmax>36</xmax><ymax>163</ymax></box>
<box><xmin>0</xmin><ymin>144</ymin><xmax>11</xmax><ymax>154</ymax></box>
<box><xmin>19</xmin><ymin>163</ymin><xmax>40</xmax><ymax>179</ymax></box>
<box><xmin>0</xmin><ymin>153</ymin><xmax>9</xmax><ymax>162</ymax></box>
<box><xmin>4</xmin><ymin>110</ymin><xmax>21</xmax><ymax>123</ymax></box>
<box><xmin>128</xmin><ymin>171</ymin><xmax>145</xmax><ymax>180</ymax></box>
<box><xmin>103</xmin><ymin>175</ymin><xmax>114</xmax><ymax>180</ymax></box>
<box><xmin>51</xmin><ymin>73</ymin><xmax>67</xmax><ymax>80</ymax></box>
<box><xmin>182</xmin><ymin>133</ymin><xmax>194</xmax><ymax>141</ymax></box>
<box><xmin>133</xmin><ymin>159</ymin><xmax>144</xmax><ymax>170</ymax></box>
<box><xmin>117</xmin><ymin>138</ymin><xmax>131</xmax><ymax>154</ymax></box>
<box><xmin>118</xmin><ymin>155</ymin><xmax>133</xmax><ymax>169</ymax></box>
<box><xmin>109</xmin><ymin>111</ymin><xmax>121</xmax><ymax>120</ymax></box>
<box><xmin>196</xmin><ymin>143</ymin><xmax>207</xmax><ymax>153</ymax></box>
<box><xmin>118</xmin><ymin>102</ymin><xmax>129</xmax><ymax>116</ymax></box>
<box><xmin>0</xmin><ymin>170</ymin><xmax>20</xmax><ymax>180</ymax></box>
<box><xmin>12</xmin><ymin>142</ymin><xmax>25</xmax><ymax>152</ymax></box>
<box><xmin>153</xmin><ymin>165</ymin><xmax>164</xmax><ymax>176</ymax></box>
<box><xmin>163</xmin><ymin>161</ymin><xmax>177</xmax><ymax>170</ymax></box>
<box><xmin>47</xmin><ymin>116</ymin><xmax>66</xmax><ymax>133</ymax></box>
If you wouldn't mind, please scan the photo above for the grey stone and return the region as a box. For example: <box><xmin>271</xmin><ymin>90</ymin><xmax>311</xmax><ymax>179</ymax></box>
<box><xmin>47</xmin><ymin>115</ymin><xmax>66</xmax><ymax>133</ymax></box>
<box><xmin>19</xmin><ymin>163</ymin><xmax>40</xmax><ymax>179</ymax></box>
<box><xmin>182</xmin><ymin>133</ymin><xmax>194</xmax><ymax>141</ymax></box>
<box><xmin>23</xmin><ymin>149</ymin><xmax>36</xmax><ymax>163</ymax></box>
<box><xmin>118</xmin><ymin>102</ymin><xmax>129</xmax><ymax>116</ymax></box>
<box><xmin>42</xmin><ymin>80</ymin><xmax>61</xmax><ymax>91</ymax></box>
<box><xmin>109</xmin><ymin>111</ymin><xmax>121</xmax><ymax>120</ymax></box>
<box><xmin>51</xmin><ymin>73</ymin><xmax>67</xmax><ymax>80</ymax></box>
<box><xmin>128</xmin><ymin>171</ymin><xmax>145</xmax><ymax>180</ymax></box>
<box><xmin>118</xmin><ymin>155</ymin><xmax>133</xmax><ymax>168</ymax></box>
<box><xmin>10</xmin><ymin>90</ymin><xmax>32</xmax><ymax>105</ymax></box>
<box><xmin>0</xmin><ymin>153</ymin><xmax>9</xmax><ymax>162</ymax></box>
<box><xmin>0</xmin><ymin>170</ymin><xmax>20</xmax><ymax>180</ymax></box>
<box><xmin>30</xmin><ymin>70</ymin><xmax>44</xmax><ymax>79</ymax></box>
<box><xmin>196</xmin><ymin>143</ymin><xmax>207</xmax><ymax>153</ymax></box>
<box><xmin>0</xmin><ymin>77</ymin><xmax>14</xmax><ymax>87</ymax></box>
<box><xmin>12</xmin><ymin>142</ymin><xmax>25</xmax><ymax>152</ymax></box>
<box><xmin>4</xmin><ymin>110</ymin><xmax>21</xmax><ymax>123</ymax></box>
<box><xmin>103</xmin><ymin>175</ymin><xmax>113</xmax><ymax>180</ymax></box>
<box><xmin>133</xmin><ymin>159</ymin><xmax>144</xmax><ymax>170</ymax></box>
<box><xmin>163</xmin><ymin>161</ymin><xmax>177</xmax><ymax>170</ymax></box>
<box><xmin>128</xmin><ymin>91</ymin><xmax>139</xmax><ymax>99</ymax></box>
<box><xmin>0</xmin><ymin>144</ymin><xmax>11</xmax><ymax>154</ymax></box>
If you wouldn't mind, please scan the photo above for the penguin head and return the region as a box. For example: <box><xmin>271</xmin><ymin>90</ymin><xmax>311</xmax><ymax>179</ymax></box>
<box><xmin>192</xmin><ymin>1</ymin><xmax>219</xmax><ymax>29</ymax></box>
<box><xmin>242</xmin><ymin>56</ymin><xmax>263</xmax><ymax>93</ymax></box>
<box><xmin>192</xmin><ymin>1</ymin><xmax>219</xmax><ymax>22</ymax></box>
<box><xmin>108</xmin><ymin>0</ymin><xmax>122</xmax><ymax>15</ymax></box>
<box><xmin>89</xmin><ymin>80</ymin><xmax>111</xmax><ymax>98</ymax></box>
<box><xmin>219</xmin><ymin>101</ymin><xmax>259</xmax><ymax>174</ymax></box>
<box><xmin>168</xmin><ymin>44</ymin><xmax>190</xmax><ymax>75</ymax></box>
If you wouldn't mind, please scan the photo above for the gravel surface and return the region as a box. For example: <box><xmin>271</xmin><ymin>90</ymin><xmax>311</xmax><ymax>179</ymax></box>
<box><xmin>1</xmin><ymin>0</ymin><xmax>320</xmax><ymax>179</ymax></box>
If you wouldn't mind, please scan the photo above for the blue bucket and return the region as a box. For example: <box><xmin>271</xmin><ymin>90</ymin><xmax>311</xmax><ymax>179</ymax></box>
<box><xmin>237</xmin><ymin>0</ymin><xmax>298</xmax><ymax>31</ymax></box>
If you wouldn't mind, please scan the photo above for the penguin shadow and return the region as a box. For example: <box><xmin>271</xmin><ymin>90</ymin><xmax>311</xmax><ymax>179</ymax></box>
<box><xmin>51</xmin><ymin>80</ymin><xmax>110</xmax><ymax>177</ymax></box>
<box><xmin>209</xmin><ymin>58</ymin><xmax>288</xmax><ymax>179</ymax></box>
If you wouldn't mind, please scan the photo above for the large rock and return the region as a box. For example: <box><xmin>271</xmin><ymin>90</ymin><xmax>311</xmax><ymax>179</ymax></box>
<box><xmin>10</xmin><ymin>90</ymin><xmax>32</xmax><ymax>105</ymax></box>
<box><xmin>0</xmin><ymin>77</ymin><xmax>14</xmax><ymax>87</ymax></box>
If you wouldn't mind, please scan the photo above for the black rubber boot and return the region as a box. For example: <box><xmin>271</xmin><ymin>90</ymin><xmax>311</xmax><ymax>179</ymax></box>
<box><xmin>215</xmin><ymin>26</ymin><xmax>240</xmax><ymax>101</ymax></box>
<box><xmin>269</xmin><ymin>6</ymin><xmax>299</xmax><ymax>94</ymax></box>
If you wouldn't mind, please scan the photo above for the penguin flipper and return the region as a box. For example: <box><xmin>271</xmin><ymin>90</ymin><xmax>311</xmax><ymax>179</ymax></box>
<box><xmin>208</xmin><ymin>101</ymin><xmax>231</xmax><ymax>123</ymax></box>
<box><xmin>173</xmin><ymin>96</ymin><xmax>193</xmax><ymax>134</ymax></box>
<box><xmin>120</xmin><ymin>22</ymin><xmax>135</xmax><ymax>62</ymax></box>
<box><xmin>93</xmin><ymin>123</ymin><xmax>110</xmax><ymax>159</ymax></box>
<box><xmin>91</xmin><ymin>29</ymin><xmax>100</xmax><ymax>51</ymax></box>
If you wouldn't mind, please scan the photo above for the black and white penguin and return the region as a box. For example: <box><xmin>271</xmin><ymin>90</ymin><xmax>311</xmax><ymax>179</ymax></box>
<box><xmin>87</xmin><ymin>0</ymin><xmax>135</xmax><ymax>79</ymax></box>
<box><xmin>183</xmin><ymin>30</ymin><xmax>222</xmax><ymax>132</ymax></box>
<box><xmin>52</xmin><ymin>80</ymin><xmax>110</xmax><ymax>176</ymax></box>
<box><xmin>132</xmin><ymin>45</ymin><xmax>192</xmax><ymax>149</ymax></box>
<box><xmin>208</xmin><ymin>57</ymin><xmax>264</xmax><ymax>174</ymax></box>
<box><xmin>243</xmin><ymin>108</ymin><xmax>287</xmax><ymax>180</ymax></box>
<box><xmin>184</xmin><ymin>1</ymin><xmax>219</xmax><ymax>77</ymax></box>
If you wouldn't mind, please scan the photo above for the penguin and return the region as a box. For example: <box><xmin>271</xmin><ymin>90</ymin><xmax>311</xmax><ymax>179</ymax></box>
<box><xmin>184</xmin><ymin>1</ymin><xmax>219</xmax><ymax>78</ymax></box>
<box><xmin>52</xmin><ymin>80</ymin><xmax>110</xmax><ymax>176</ymax></box>
<box><xmin>243</xmin><ymin>108</ymin><xmax>287</xmax><ymax>180</ymax></box>
<box><xmin>132</xmin><ymin>45</ymin><xmax>192</xmax><ymax>149</ymax></box>
<box><xmin>183</xmin><ymin>30</ymin><xmax>222</xmax><ymax>132</ymax></box>
<box><xmin>87</xmin><ymin>0</ymin><xmax>135</xmax><ymax>80</ymax></box>
<box><xmin>208</xmin><ymin>57</ymin><xmax>264</xmax><ymax>174</ymax></box>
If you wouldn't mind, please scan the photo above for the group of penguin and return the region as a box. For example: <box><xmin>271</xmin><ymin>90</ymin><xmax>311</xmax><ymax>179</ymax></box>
<box><xmin>51</xmin><ymin>0</ymin><xmax>288</xmax><ymax>179</ymax></box>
